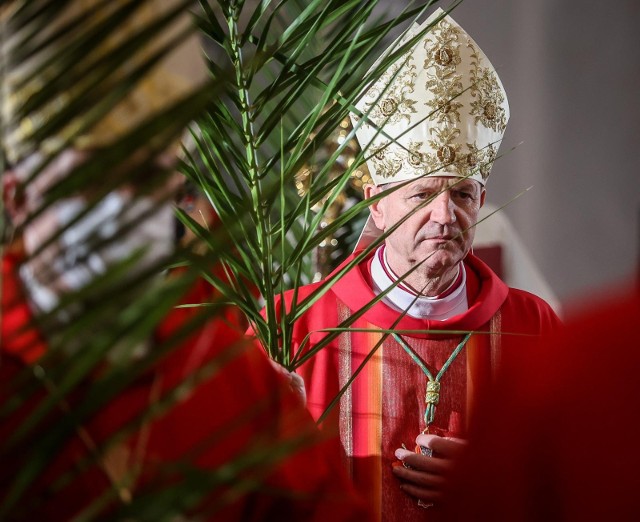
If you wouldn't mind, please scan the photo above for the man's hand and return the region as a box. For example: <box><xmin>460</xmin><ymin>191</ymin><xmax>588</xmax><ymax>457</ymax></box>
<box><xmin>269</xmin><ymin>360</ymin><xmax>307</xmax><ymax>407</ymax></box>
<box><xmin>392</xmin><ymin>433</ymin><xmax>467</xmax><ymax>506</ymax></box>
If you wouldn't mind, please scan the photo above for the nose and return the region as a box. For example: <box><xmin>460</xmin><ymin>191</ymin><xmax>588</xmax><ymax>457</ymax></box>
<box><xmin>429</xmin><ymin>191</ymin><xmax>456</xmax><ymax>225</ymax></box>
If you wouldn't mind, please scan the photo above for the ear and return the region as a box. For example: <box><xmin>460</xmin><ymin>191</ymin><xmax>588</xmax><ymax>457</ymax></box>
<box><xmin>479</xmin><ymin>188</ymin><xmax>486</xmax><ymax>208</ymax></box>
<box><xmin>364</xmin><ymin>183</ymin><xmax>387</xmax><ymax>231</ymax></box>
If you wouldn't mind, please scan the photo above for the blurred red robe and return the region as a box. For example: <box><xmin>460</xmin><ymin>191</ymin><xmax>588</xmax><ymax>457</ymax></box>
<box><xmin>445</xmin><ymin>285</ymin><xmax>640</xmax><ymax>522</ymax></box>
<box><xmin>1</xmin><ymin>251</ymin><xmax>369</xmax><ymax>521</ymax></box>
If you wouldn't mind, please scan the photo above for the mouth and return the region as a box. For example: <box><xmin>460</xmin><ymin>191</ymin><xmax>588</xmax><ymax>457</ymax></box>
<box><xmin>425</xmin><ymin>236</ymin><xmax>454</xmax><ymax>242</ymax></box>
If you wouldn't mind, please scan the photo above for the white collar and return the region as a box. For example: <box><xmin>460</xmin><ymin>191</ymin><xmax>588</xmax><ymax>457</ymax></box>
<box><xmin>370</xmin><ymin>246</ymin><xmax>469</xmax><ymax>320</ymax></box>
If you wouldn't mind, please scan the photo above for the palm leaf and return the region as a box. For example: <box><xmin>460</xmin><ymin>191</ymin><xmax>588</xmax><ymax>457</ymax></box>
<box><xmin>2</xmin><ymin>0</ymin><xmax>330</xmax><ymax>519</ymax></box>
<box><xmin>185</xmin><ymin>0</ymin><xmax>455</xmax><ymax>366</ymax></box>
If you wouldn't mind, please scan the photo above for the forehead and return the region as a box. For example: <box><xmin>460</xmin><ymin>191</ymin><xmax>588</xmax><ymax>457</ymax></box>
<box><xmin>385</xmin><ymin>176</ymin><xmax>483</xmax><ymax>193</ymax></box>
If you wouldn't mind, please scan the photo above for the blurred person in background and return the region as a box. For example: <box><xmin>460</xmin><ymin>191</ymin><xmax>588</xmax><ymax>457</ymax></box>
<box><xmin>0</xmin><ymin>1</ymin><xmax>368</xmax><ymax>519</ymax></box>
<box><xmin>443</xmin><ymin>281</ymin><xmax>639</xmax><ymax>521</ymax></box>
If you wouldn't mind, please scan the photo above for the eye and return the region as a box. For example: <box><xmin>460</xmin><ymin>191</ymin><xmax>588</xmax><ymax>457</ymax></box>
<box><xmin>451</xmin><ymin>189</ymin><xmax>474</xmax><ymax>201</ymax></box>
<box><xmin>410</xmin><ymin>191</ymin><xmax>434</xmax><ymax>201</ymax></box>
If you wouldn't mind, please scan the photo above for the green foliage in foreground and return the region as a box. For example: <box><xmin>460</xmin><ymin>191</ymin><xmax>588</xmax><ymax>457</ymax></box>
<box><xmin>182</xmin><ymin>0</ymin><xmax>453</xmax><ymax>367</ymax></box>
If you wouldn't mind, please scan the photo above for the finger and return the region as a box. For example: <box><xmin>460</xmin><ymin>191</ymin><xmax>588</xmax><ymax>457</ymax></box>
<box><xmin>392</xmin><ymin>465</ymin><xmax>447</xmax><ymax>488</ymax></box>
<box><xmin>269</xmin><ymin>359</ymin><xmax>289</xmax><ymax>376</ymax></box>
<box><xmin>416</xmin><ymin>433</ymin><xmax>467</xmax><ymax>457</ymax></box>
<box><xmin>289</xmin><ymin>372</ymin><xmax>307</xmax><ymax>405</ymax></box>
<box><xmin>399</xmin><ymin>482</ymin><xmax>446</xmax><ymax>503</ymax></box>
<box><xmin>394</xmin><ymin>451</ymin><xmax>450</xmax><ymax>475</ymax></box>
<box><xmin>394</xmin><ymin>448</ymin><xmax>414</xmax><ymax>461</ymax></box>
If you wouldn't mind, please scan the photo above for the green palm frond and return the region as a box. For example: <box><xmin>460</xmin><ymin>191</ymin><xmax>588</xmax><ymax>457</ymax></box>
<box><xmin>185</xmin><ymin>0</ymin><xmax>452</xmax><ymax>366</ymax></box>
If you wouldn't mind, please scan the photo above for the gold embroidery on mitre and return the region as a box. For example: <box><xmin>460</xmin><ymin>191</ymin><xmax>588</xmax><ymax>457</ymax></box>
<box><xmin>468</xmin><ymin>41</ymin><xmax>507</xmax><ymax>133</ymax></box>
<box><xmin>363</xmin><ymin>56</ymin><xmax>418</xmax><ymax>127</ymax></box>
<box><xmin>423</xmin><ymin>19</ymin><xmax>464</xmax><ymax>125</ymax></box>
<box><xmin>370</xmin><ymin>140</ymin><xmax>418</xmax><ymax>179</ymax></box>
<box><xmin>426</xmin><ymin>126</ymin><xmax>461</xmax><ymax>170</ymax></box>
<box><xmin>369</xmin><ymin>128</ymin><xmax>463</xmax><ymax>180</ymax></box>
<box><xmin>460</xmin><ymin>141</ymin><xmax>497</xmax><ymax>181</ymax></box>
<box><xmin>367</xmin><ymin>136</ymin><xmax>497</xmax><ymax>182</ymax></box>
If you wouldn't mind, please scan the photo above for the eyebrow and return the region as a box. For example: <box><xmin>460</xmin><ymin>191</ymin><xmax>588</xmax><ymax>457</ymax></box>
<box><xmin>448</xmin><ymin>180</ymin><xmax>480</xmax><ymax>192</ymax></box>
<box><xmin>406</xmin><ymin>180</ymin><xmax>478</xmax><ymax>192</ymax></box>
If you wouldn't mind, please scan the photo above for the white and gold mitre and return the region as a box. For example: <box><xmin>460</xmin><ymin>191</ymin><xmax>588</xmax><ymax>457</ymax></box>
<box><xmin>350</xmin><ymin>8</ymin><xmax>509</xmax><ymax>186</ymax></box>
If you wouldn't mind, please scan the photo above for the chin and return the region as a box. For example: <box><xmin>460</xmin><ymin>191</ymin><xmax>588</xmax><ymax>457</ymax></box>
<box><xmin>418</xmin><ymin>249</ymin><xmax>463</xmax><ymax>273</ymax></box>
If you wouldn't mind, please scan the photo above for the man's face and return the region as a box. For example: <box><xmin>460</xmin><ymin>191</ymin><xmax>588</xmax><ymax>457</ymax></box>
<box><xmin>365</xmin><ymin>176</ymin><xmax>485</xmax><ymax>276</ymax></box>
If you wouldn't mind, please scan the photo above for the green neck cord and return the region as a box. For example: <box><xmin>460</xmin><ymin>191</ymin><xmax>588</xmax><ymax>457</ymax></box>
<box><xmin>391</xmin><ymin>332</ymin><xmax>472</xmax><ymax>429</ymax></box>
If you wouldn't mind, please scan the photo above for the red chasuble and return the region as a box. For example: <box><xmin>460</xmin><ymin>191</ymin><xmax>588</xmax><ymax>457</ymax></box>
<box><xmin>278</xmin><ymin>251</ymin><xmax>560</xmax><ymax>521</ymax></box>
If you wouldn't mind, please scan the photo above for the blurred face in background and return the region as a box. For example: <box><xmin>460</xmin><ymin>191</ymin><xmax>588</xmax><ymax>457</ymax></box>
<box><xmin>3</xmin><ymin>149</ymin><xmax>176</xmax><ymax>314</ymax></box>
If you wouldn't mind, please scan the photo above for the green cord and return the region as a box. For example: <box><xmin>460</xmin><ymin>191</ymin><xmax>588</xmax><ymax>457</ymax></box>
<box><xmin>392</xmin><ymin>332</ymin><xmax>472</xmax><ymax>429</ymax></box>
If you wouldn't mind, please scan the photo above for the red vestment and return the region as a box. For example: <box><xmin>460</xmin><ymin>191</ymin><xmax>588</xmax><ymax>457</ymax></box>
<box><xmin>277</xmin><ymin>251</ymin><xmax>560</xmax><ymax>521</ymax></box>
<box><xmin>1</xmin><ymin>252</ymin><xmax>368</xmax><ymax>521</ymax></box>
